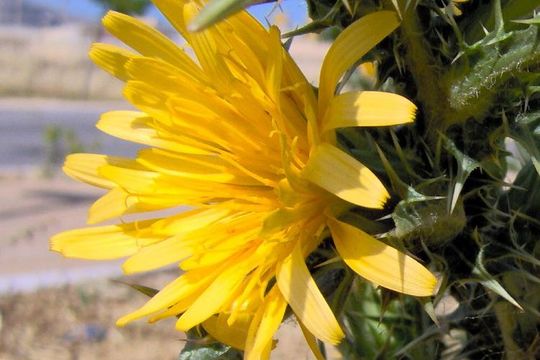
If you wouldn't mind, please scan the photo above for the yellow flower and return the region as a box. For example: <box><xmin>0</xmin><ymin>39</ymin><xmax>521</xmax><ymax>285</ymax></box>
<box><xmin>51</xmin><ymin>0</ymin><xmax>437</xmax><ymax>358</ymax></box>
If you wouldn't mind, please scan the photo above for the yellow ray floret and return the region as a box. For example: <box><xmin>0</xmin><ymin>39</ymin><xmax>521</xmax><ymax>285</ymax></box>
<box><xmin>303</xmin><ymin>143</ymin><xmax>389</xmax><ymax>209</ymax></box>
<box><xmin>322</xmin><ymin>91</ymin><xmax>417</xmax><ymax>132</ymax></box>
<box><xmin>277</xmin><ymin>245</ymin><xmax>344</xmax><ymax>344</ymax></box>
<box><xmin>51</xmin><ymin>1</ymin><xmax>438</xmax><ymax>359</ymax></box>
<box><xmin>328</xmin><ymin>218</ymin><xmax>438</xmax><ymax>296</ymax></box>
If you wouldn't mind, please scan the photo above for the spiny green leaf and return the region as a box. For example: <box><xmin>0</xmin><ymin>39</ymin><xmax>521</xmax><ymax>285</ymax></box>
<box><xmin>179</xmin><ymin>342</ymin><xmax>243</xmax><ymax>360</ymax></box>
<box><xmin>507</xmin><ymin>160</ymin><xmax>540</xmax><ymax>216</ymax></box>
<box><xmin>112</xmin><ymin>280</ymin><xmax>159</xmax><ymax>297</ymax></box>
<box><xmin>282</xmin><ymin>20</ymin><xmax>331</xmax><ymax>37</ymax></box>
<box><xmin>445</xmin><ymin>20</ymin><xmax>540</xmax><ymax>125</ymax></box>
<box><xmin>179</xmin><ymin>329</ymin><xmax>243</xmax><ymax>360</ymax></box>
<box><xmin>512</xmin><ymin>16</ymin><xmax>540</xmax><ymax>25</ymax></box>
<box><xmin>422</xmin><ymin>299</ymin><xmax>439</xmax><ymax>327</ymax></box>
<box><xmin>442</xmin><ymin>136</ymin><xmax>480</xmax><ymax>213</ymax></box>
<box><xmin>390</xmin><ymin>195</ymin><xmax>464</xmax><ymax>248</ymax></box>
<box><xmin>511</xmin><ymin>112</ymin><xmax>540</xmax><ymax>176</ymax></box>
<box><xmin>471</xmin><ymin>236</ymin><xmax>523</xmax><ymax>311</ymax></box>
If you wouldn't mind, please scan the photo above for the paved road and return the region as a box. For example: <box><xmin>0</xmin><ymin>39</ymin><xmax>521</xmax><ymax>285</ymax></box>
<box><xmin>0</xmin><ymin>98</ymin><xmax>140</xmax><ymax>168</ymax></box>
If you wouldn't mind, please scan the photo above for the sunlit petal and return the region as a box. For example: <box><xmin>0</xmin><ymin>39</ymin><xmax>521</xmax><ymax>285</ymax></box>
<box><xmin>328</xmin><ymin>218</ymin><xmax>438</xmax><ymax>296</ymax></box>
<box><xmin>276</xmin><ymin>245</ymin><xmax>344</xmax><ymax>344</ymax></box>
<box><xmin>323</xmin><ymin>91</ymin><xmax>417</xmax><ymax>132</ymax></box>
<box><xmin>303</xmin><ymin>143</ymin><xmax>389</xmax><ymax>209</ymax></box>
<box><xmin>319</xmin><ymin>11</ymin><xmax>399</xmax><ymax>113</ymax></box>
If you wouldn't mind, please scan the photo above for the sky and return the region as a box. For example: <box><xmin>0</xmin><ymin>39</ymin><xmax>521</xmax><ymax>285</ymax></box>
<box><xmin>30</xmin><ymin>0</ymin><xmax>309</xmax><ymax>29</ymax></box>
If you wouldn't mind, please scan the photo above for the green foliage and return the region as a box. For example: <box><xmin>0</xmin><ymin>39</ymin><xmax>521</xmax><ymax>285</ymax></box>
<box><xmin>308</xmin><ymin>0</ymin><xmax>540</xmax><ymax>357</ymax></box>
<box><xmin>179</xmin><ymin>343</ymin><xmax>243</xmax><ymax>360</ymax></box>
<box><xmin>42</xmin><ymin>125</ymin><xmax>94</xmax><ymax>177</ymax></box>
<box><xmin>92</xmin><ymin>0</ymin><xmax>151</xmax><ymax>15</ymax></box>
<box><xmin>179</xmin><ymin>330</ymin><xmax>243</xmax><ymax>360</ymax></box>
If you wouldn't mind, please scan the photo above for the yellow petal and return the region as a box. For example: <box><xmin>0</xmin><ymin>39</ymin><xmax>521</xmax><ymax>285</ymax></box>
<box><xmin>137</xmin><ymin>148</ymin><xmax>260</xmax><ymax>185</ymax></box>
<box><xmin>63</xmin><ymin>153</ymin><xmax>115</xmax><ymax>189</ymax></box>
<box><xmin>50</xmin><ymin>220</ymin><xmax>160</xmax><ymax>259</ymax></box>
<box><xmin>303</xmin><ymin>143</ymin><xmax>389</xmax><ymax>209</ymax></box>
<box><xmin>175</xmin><ymin>262</ymin><xmax>250</xmax><ymax>331</ymax></box>
<box><xmin>322</xmin><ymin>91</ymin><xmax>416</xmax><ymax>132</ymax></box>
<box><xmin>298</xmin><ymin>318</ymin><xmax>325</xmax><ymax>360</ymax></box>
<box><xmin>203</xmin><ymin>312</ymin><xmax>252</xmax><ymax>350</ymax></box>
<box><xmin>87</xmin><ymin>187</ymin><xmax>139</xmax><ymax>224</ymax></box>
<box><xmin>97</xmin><ymin>111</ymin><xmax>209</xmax><ymax>155</ymax></box>
<box><xmin>245</xmin><ymin>286</ymin><xmax>287</xmax><ymax>360</ymax></box>
<box><xmin>122</xmin><ymin>235</ymin><xmax>192</xmax><ymax>274</ymax></box>
<box><xmin>276</xmin><ymin>245</ymin><xmax>344</xmax><ymax>345</ymax></box>
<box><xmin>98</xmin><ymin>162</ymin><xmax>156</xmax><ymax>193</ymax></box>
<box><xmin>151</xmin><ymin>0</ymin><xmax>189</xmax><ymax>37</ymax></box>
<box><xmin>328</xmin><ymin>218</ymin><xmax>438</xmax><ymax>296</ymax></box>
<box><xmin>122</xmin><ymin>208</ymin><xmax>229</xmax><ymax>273</ymax></box>
<box><xmin>319</xmin><ymin>11</ymin><xmax>399</xmax><ymax>113</ymax></box>
<box><xmin>117</xmin><ymin>268</ymin><xmax>218</xmax><ymax>326</ymax></box>
<box><xmin>265</xmin><ymin>26</ymin><xmax>284</xmax><ymax>104</ymax></box>
<box><xmin>102</xmin><ymin>10</ymin><xmax>199</xmax><ymax>74</ymax></box>
<box><xmin>181</xmin><ymin>3</ymin><xmax>227</xmax><ymax>83</ymax></box>
<box><xmin>88</xmin><ymin>186</ymin><xmax>181</xmax><ymax>224</ymax></box>
<box><xmin>89</xmin><ymin>43</ymin><xmax>135</xmax><ymax>81</ymax></box>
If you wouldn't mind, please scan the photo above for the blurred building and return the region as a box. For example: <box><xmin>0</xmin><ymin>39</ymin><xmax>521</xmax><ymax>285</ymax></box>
<box><xmin>0</xmin><ymin>0</ymin><xmax>67</xmax><ymax>26</ymax></box>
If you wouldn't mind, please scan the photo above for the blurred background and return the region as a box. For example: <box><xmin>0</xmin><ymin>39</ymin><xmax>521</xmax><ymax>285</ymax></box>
<box><xmin>0</xmin><ymin>0</ymin><xmax>332</xmax><ymax>359</ymax></box>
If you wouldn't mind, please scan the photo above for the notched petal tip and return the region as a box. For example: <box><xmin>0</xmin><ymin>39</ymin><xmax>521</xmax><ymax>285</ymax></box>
<box><xmin>328</xmin><ymin>218</ymin><xmax>438</xmax><ymax>297</ymax></box>
<box><xmin>303</xmin><ymin>144</ymin><xmax>390</xmax><ymax>209</ymax></box>
<box><xmin>322</xmin><ymin>91</ymin><xmax>418</xmax><ymax>132</ymax></box>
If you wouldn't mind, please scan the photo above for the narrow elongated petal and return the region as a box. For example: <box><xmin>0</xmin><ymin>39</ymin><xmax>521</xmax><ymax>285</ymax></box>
<box><xmin>303</xmin><ymin>143</ymin><xmax>389</xmax><ymax>209</ymax></box>
<box><xmin>122</xmin><ymin>235</ymin><xmax>192</xmax><ymax>274</ymax></box>
<box><xmin>102</xmin><ymin>10</ymin><xmax>199</xmax><ymax>74</ymax></box>
<box><xmin>152</xmin><ymin>0</ymin><xmax>189</xmax><ymax>37</ymax></box>
<box><xmin>245</xmin><ymin>286</ymin><xmax>287</xmax><ymax>360</ymax></box>
<box><xmin>298</xmin><ymin>319</ymin><xmax>325</xmax><ymax>360</ymax></box>
<box><xmin>328</xmin><ymin>218</ymin><xmax>438</xmax><ymax>296</ymax></box>
<box><xmin>319</xmin><ymin>11</ymin><xmax>399</xmax><ymax>113</ymax></box>
<box><xmin>203</xmin><ymin>312</ymin><xmax>252</xmax><ymax>350</ymax></box>
<box><xmin>51</xmin><ymin>220</ymin><xmax>160</xmax><ymax>259</ymax></box>
<box><xmin>276</xmin><ymin>245</ymin><xmax>344</xmax><ymax>345</ymax></box>
<box><xmin>265</xmin><ymin>26</ymin><xmax>284</xmax><ymax>104</ymax></box>
<box><xmin>117</xmin><ymin>268</ymin><xmax>218</xmax><ymax>326</ymax></box>
<box><xmin>176</xmin><ymin>261</ymin><xmax>250</xmax><ymax>331</ymax></box>
<box><xmin>63</xmin><ymin>153</ymin><xmax>116</xmax><ymax>189</ymax></box>
<box><xmin>87</xmin><ymin>187</ymin><xmax>144</xmax><ymax>224</ymax></box>
<box><xmin>322</xmin><ymin>91</ymin><xmax>417</xmax><ymax>132</ymax></box>
<box><xmin>51</xmin><ymin>227</ymin><xmax>136</xmax><ymax>259</ymax></box>
<box><xmin>122</xmin><ymin>208</ymin><xmax>230</xmax><ymax>273</ymax></box>
<box><xmin>137</xmin><ymin>148</ymin><xmax>261</xmax><ymax>185</ymax></box>
<box><xmin>89</xmin><ymin>43</ymin><xmax>136</xmax><ymax>81</ymax></box>
<box><xmin>97</xmin><ymin>111</ymin><xmax>209</xmax><ymax>155</ymax></box>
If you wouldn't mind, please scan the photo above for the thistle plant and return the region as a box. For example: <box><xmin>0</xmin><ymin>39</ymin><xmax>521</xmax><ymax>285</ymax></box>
<box><xmin>52</xmin><ymin>0</ymin><xmax>539</xmax><ymax>359</ymax></box>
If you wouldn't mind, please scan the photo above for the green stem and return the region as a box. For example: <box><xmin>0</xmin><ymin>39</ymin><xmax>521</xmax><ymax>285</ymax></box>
<box><xmin>332</xmin><ymin>268</ymin><xmax>354</xmax><ymax>315</ymax></box>
<box><xmin>383</xmin><ymin>1</ymin><xmax>450</xmax><ymax>145</ymax></box>
<box><xmin>400</xmin><ymin>5</ymin><xmax>450</xmax><ymax>143</ymax></box>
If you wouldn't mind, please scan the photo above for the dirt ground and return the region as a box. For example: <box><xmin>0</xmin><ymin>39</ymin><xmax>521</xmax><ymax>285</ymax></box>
<box><xmin>0</xmin><ymin>269</ymin><xmax>320</xmax><ymax>360</ymax></box>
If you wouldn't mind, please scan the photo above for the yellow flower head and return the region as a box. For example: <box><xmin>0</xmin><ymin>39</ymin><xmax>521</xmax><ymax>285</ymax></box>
<box><xmin>51</xmin><ymin>0</ymin><xmax>437</xmax><ymax>358</ymax></box>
